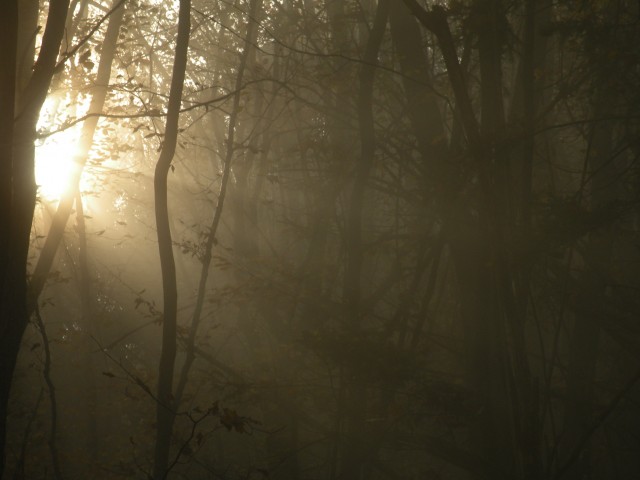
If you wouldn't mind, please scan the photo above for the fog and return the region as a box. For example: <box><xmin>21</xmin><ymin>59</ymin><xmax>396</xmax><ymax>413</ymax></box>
<box><xmin>2</xmin><ymin>0</ymin><xmax>640</xmax><ymax>479</ymax></box>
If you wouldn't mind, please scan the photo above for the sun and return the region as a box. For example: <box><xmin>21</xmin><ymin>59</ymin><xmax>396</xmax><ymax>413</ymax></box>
<box><xmin>35</xmin><ymin>131</ymin><xmax>80</xmax><ymax>200</ymax></box>
<box><xmin>35</xmin><ymin>94</ymin><xmax>98</xmax><ymax>202</ymax></box>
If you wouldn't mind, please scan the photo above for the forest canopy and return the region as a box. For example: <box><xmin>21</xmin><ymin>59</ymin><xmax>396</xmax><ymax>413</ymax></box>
<box><xmin>1</xmin><ymin>0</ymin><xmax>640</xmax><ymax>479</ymax></box>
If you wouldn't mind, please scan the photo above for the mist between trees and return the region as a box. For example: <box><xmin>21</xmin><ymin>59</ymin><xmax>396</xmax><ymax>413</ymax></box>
<box><xmin>1</xmin><ymin>0</ymin><xmax>640</xmax><ymax>479</ymax></box>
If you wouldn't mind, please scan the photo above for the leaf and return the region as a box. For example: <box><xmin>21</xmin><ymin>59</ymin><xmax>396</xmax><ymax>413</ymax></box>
<box><xmin>219</xmin><ymin>408</ymin><xmax>246</xmax><ymax>433</ymax></box>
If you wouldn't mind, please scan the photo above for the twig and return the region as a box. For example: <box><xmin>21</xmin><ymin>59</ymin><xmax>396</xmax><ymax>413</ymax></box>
<box><xmin>89</xmin><ymin>335</ymin><xmax>163</xmax><ymax>407</ymax></box>
<box><xmin>14</xmin><ymin>389</ymin><xmax>44</xmax><ymax>480</ymax></box>
<box><xmin>554</xmin><ymin>366</ymin><xmax>640</xmax><ymax>479</ymax></box>
<box><xmin>33</xmin><ymin>306</ymin><xmax>63</xmax><ymax>480</ymax></box>
<box><xmin>162</xmin><ymin>410</ymin><xmax>213</xmax><ymax>479</ymax></box>
<box><xmin>53</xmin><ymin>0</ymin><xmax>127</xmax><ymax>73</ymax></box>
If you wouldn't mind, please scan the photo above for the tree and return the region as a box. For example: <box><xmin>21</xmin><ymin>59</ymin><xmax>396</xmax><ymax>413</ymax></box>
<box><xmin>0</xmin><ymin>1</ymin><xmax>71</xmax><ymax>476</ymax></box>
<box><xmin>3</xmin><ymin>1</ymin><xmax>640</xmax><ymax>479</ymax></box>
<box><xmin>152</xmin><ymin>0</ymin><xmax>190</xmax><ymax>477</ymax></box>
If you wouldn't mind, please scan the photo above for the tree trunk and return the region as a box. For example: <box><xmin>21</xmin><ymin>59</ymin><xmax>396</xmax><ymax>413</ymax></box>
<box><xmin>152</xmin><ymin>0</ymin><xmax>190</xmax><ymax>478</ymax></box>
<box><xmin>560</xmin><ymin>92</ymin><xmax>616</xmax><ymax>480</ymax></box>
<box><xmin>28</xmin><ymin>0</ymin><xmax>125</xmax><ymax>313</ymax></box>
<box><xmin>0</xmin><ymin>1</ymin><xmax>70</xmax><ymax>476</ymax></box>
<box><xmin>389</xmin><ymin>0</ymin><xmax>449</xmax><ymax>187</ymax></box>
<box><xmin>338</xmin><ymin>2</ymin><xmax>389</xmax><ymax>479</ymax></box>
<box><xmin>174</xmin><ymin>0</ymin><xmax>261</xmax><ymax>407</ymax></box>
<box><xmin>0</xmin><ymin>1</ymin><xmax>19</xmax><ymax>470</ymax></box>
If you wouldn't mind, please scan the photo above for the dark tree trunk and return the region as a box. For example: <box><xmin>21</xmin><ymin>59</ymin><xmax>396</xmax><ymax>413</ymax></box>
<box><xmin>0</xmin><ymin>1</ymin><xmax>70</xmax><ymax>476</ymax></box>
<box><xmin>152</xmin><ymin>0</ymin><xmax>190</xmax><ymax>477</ymax></box>
<box><xmin>400</xmin><ymin>1</ymin><xmax>539</xmax><ymax>477</ymax></box>
<box><xmin>561</xmin><ymin>91</ymin><xmax>616</xmax><ymax>480</ymax></box>
<box><xmin>389</xmin><ymin>0</ymin><xmax>448</xmax><ymax>188</ymax></box>
<box><xmin>338</xmin><ymin>2</ymin><xmax>389</xmax><ymax>479</ymax></box>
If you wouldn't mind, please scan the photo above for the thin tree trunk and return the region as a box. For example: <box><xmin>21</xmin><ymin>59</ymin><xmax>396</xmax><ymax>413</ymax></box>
<box><xmin>560</xmin><ymin>91</ymin><xmax>616</xmax><ymax>480</ymax></box>
<box><xmin>339</xmin><ymin>2</ymin><xmax>389</xmax><ymax>479</ymax></box>
<box><xmin>152</xmin><ymin>0</ymin><xmax>190</xmax><ymax>477</ymax></box>
<box><xmin>28</xmin><ymin>0</ymin><xmax>126</xmax><ymax>312</ymax></box>
<box><xmin>33</xmin><ymin>307</ymin><xmax>62</xmax><ymax>480</ymax></box>
<box><xmin>174</xmin><ymin>0</ymin><xmax>261</xmax><ymax>407</ymax></box>
<box><xmin>75</xmin><ymin>191</ymin><xmax>98</xmax><ymax>463</ymax></box>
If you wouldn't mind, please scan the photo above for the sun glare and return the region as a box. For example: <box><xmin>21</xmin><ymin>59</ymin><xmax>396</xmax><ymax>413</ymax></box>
<box><xmin>35</xmin><ymin>131</ymin><xmax>81</xmax><ymax>201</ymax></box>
